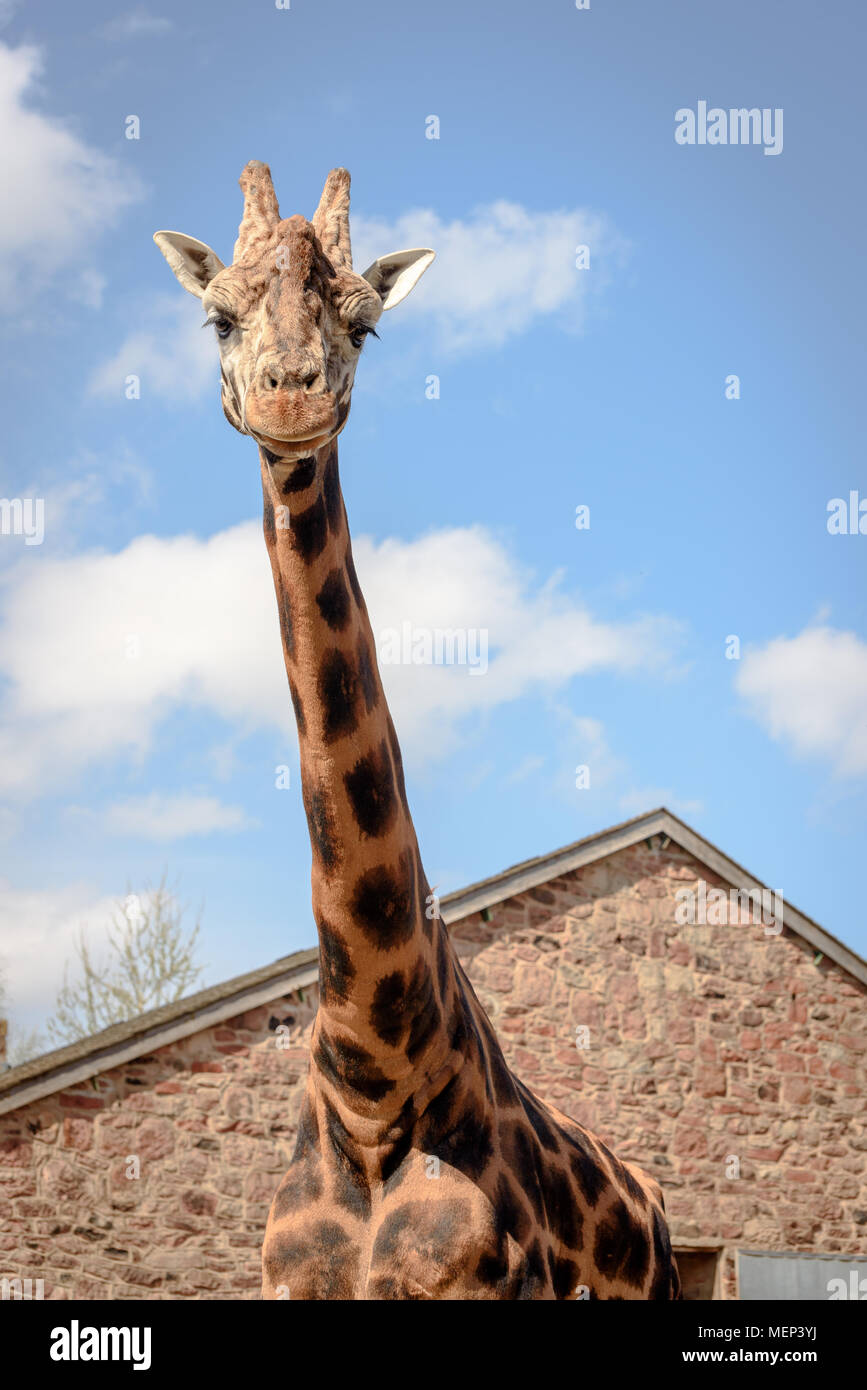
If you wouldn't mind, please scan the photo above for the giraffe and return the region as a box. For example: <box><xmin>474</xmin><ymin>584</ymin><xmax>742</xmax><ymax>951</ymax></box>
<box><xmin>154</xmin><ymin>162</ymin><xmax>681</xmax><ymax>1301</ymax></box>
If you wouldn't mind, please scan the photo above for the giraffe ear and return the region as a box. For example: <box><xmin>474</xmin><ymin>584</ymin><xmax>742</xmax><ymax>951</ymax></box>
<box><xmin>360</xmin><ymin>248</ymin><xmax>435</xmax><ymax>310</ymax></box>
<box><xmin>153</xmin><ymin>231</ymin><xmax>226</xmax><ymax>299</ymax></box>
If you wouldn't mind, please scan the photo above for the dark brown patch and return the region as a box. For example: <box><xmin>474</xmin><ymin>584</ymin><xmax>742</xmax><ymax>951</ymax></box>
<box><xmin>318</xmin><ymin>920</ymin><xmax>354</xmax><ymax>1004</ymax></box>
<box><xmin>281</xmin><ymin>456</ymin><xmax>318</xmax><ymax>494</ymax></box>
<box><xmin>321</xmin><ymin>1094</ymin><xmax>371</xmax><ymax>1219</ymax></box>
<box><xmin>386</xmin><ymin>713</ymin><xmax>409</xmax><ymax>813</ymax></box>
<box><xmin>289</xmin><ymin>679</ymin><xmax>306</xmax><ymax>734</ymax></box>
<box><xmin>647</xmin><ymin>1202</ymin><xmax>678</xmax><ymax>1300</ymax></box>
<box><xmin>434</xmin><ymin>922</ymin><xmax>452</xmax><ymax>1003</ymax></box>
<box><xmin>564</xmin><ymin>1127</ymin><xmax>608</xmax><ymax>1209</ymax></box>
<box><xmin>317</xmin><ymin>648</ymin><xmax>360</xmax><ymax>742</ymax></box>
<box><xmin>344</xmin><ymin>739</ymin><xmax>397</xmax><ymax>838</ymax></box>
<box><xmin>475</xmin><ymin>1239</ymin><xmax>510</xmax><ymax>1292</ymax></box>
<box><xmin>263</xmin><ymin>496</ymin><xmax>276</xmax><ymax>547</ymax></box>
<box><xmin>548</xmin><ymin>1249</ymin><xmax>580</xmax><ymax>1299</ymax></box>
<box><xmin>486</xmin><ymin>1036</ymin><xmax>518</xmax><ymax>1107</ymax></box>
<box><xmin>314</xmin><ymin>1029</ymin><xmax>395</xmax><ymax>1103</ymax></box>
<box><xmin>322</xmin><ymin>449</ymin><xmax>341</xmax><ymax>533</ymax></box>
<box><xmin>415</xmin><ymin>851</ymin><xmax>433</xmax><ymax>941</ymax></box>
<box><xmin>448</xmin><ymin>1002</ymin><xmax>470</xmax><ymax>1055</ymax></box>
<box><xmin>610</xmin><ymin>1154</ymin><xmax>648</xmax><ymax>1207</ymax></box>
<box><xmin>492</xmin><ymin>1171</ymin><xmax>533</xmax><ymax>1244</ymax></box>
<box><xmin>276</xmin><ymin>576</ymin><xmax>294</xmax><ymax>657</ymax></box>
<box><xmin>345</xmin><ymin>546</ymin><xmax>363</xmax><ymax>607</ymax></box>
<box><xmin>501</xmin><ymin>1121</ymin><xmax>547</xmax><ymax>1227</ymax></box>
<box><xmin>539</xmin><ymin>1162</ymin><xmax>583</xmax><ymax>1251</ymax></box>
<box><xmin>369</xmin><ymin>959</ymin><xmax>440</xmax><ymax>1061</ymax></box>
<box><xmin>592</xmin><ymin>1198</ymin><xmax>651</xmax><ymax>1289</ymax></box>
<box><xmin>514</xmin><ymin>1238</ymin><xmax>547</xmax><ymax>1300</ymax></box>
<box><xmin>356</xmin><ymin>634</ymin><xmax>379</xmax><ymax>714</ymax></box>
<box><xmin>293</xmin><ymin>1097</ymin><xmax>319</xmax><ymax>1162</ymax></box>
<box><xmin>290</xmin><ymin>492</ymin><xmax>328</xmax><ymax>563</ymax></box>
<box><xmin>420</xmin><ymin>1085</ymin><xmax>494</xmax><ymax>1182</ymax></box>
<box><xmin>517</xmin><ymin>1084</ymin><xmax>560</xmax><ymax>1154</ymax></box>
<box><xmin>350</xmin><ymin>850</ymin><xmax>417</xmax><ymax>950</ymax></box>
<box><xmin>302</xmin><ymin>782</ymin><xmax>340</xmax><ymax>871</ymax></box>
<box><xmin>315</xmin><ymin>567</ymin><xmax>351</xmax><ymax>630</ymax></box>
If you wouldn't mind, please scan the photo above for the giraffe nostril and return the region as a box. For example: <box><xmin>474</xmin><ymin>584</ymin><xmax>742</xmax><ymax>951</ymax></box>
<box><xmin>302</xmin><ymin>372</ymin><xmax>319</xmax><ymax>392</ymax></box>
<box><xmin>266</xmin><ymin>374</ymin><xmax>280</xmax><ymax>391</ymax></box>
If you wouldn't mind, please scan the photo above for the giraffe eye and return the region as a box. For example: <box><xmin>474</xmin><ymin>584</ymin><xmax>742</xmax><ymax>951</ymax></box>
<box><xmin>349</xmin><ymin>323</ymin><xmax>378</xmax><ymax>350</ymax></box>
<box><xmin>203</xmin><ymin>313</ymin><xmax>235</xmax><ymax>340</ymax></box>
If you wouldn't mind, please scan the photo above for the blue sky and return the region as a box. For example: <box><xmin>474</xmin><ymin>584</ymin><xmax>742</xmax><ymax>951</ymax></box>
<box><xmin>1</xmin><ymin>0</ymin><xmax>865</xmax><ymax>1040</ymax></box>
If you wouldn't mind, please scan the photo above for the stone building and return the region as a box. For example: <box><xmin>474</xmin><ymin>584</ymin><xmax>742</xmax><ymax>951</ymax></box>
<box><xmin>1</xmin><ymin>808</ymin><xmax>865</xmax><ymax>1301</ymax></box>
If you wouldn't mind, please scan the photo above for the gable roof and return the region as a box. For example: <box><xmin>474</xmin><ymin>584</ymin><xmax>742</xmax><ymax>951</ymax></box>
<box><xmin>0</xmin><ymin>947</ymin><xmax>319</xmax><ymax>1115</ymax></box>
<box><xmin>440</xmin><ymin>807</ymin><xmax>867</xmax><ymax>987</ymax></box>
<box><xmin>1</xmin><ymin>807</ymin><xmax>863</xmax><ymax>1115</ymax></box>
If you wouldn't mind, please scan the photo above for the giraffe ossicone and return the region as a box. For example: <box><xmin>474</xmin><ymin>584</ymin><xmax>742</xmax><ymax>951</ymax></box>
<box><xmin>154</xmin><ymin>162</ymin><xmax>681</xmax><ymax>1300</ymax></box>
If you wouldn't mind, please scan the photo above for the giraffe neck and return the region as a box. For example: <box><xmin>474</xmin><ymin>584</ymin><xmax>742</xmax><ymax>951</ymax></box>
<box><xmin>260</xmin><ymin>442</ymin><xmax>465</xmax><ymax>1130</ymax></box>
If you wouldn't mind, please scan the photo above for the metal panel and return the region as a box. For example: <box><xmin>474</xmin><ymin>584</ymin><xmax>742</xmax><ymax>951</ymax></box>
<box><xmin>738</xmin><ymin>1250</ymin><xmax>867</xmax><ymax>1301</ymax></box>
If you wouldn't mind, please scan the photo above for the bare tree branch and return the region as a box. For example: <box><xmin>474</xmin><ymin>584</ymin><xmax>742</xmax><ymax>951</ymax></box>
<box><xmin>45</xmin><ymin>873</ymin><xmax>205</xmax><ymax>1048</ymax></box>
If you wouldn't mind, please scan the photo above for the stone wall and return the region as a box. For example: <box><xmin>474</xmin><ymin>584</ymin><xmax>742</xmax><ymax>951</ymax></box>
<box><xmin>0</xmin><ymin>989</ymin><xmax>318</xmax><ymax>1299</ymax></box>
<box><xmin>452</xmin><ymin>840</ymin><xmax>867</xmax><ymax>1299</ymax></box>
<box><xmin>0</xmin><ymin>838</ymin><xmax>864</xmax><ymax>1299</ymax></box>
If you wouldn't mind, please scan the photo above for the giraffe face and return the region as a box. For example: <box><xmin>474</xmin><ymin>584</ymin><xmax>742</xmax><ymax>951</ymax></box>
<box><xmin>154</xmin><ymin>163</ymin><xmax>435</xmax><ymax>466</ymax></box>
<box><xmin>201</xmin><ymin>214</ymin><xmax>385</xmax><ymax>460</ymax></box>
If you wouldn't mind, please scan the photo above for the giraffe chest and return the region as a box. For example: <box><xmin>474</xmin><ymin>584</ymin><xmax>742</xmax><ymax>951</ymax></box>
<box><xmin>363</xmin><ymin>1161</ymin><xmax>537</xmax><ymax>1300</ymax></box>
<box><xmin>261</xmin><ymin>1087</ymin><xmax>678</xmax><ymax>1300</ymax></box>
<box><xmin>261</xmin><ymin>1148</ymin><xmax>557</xmax><ymax>1301</ymax></box>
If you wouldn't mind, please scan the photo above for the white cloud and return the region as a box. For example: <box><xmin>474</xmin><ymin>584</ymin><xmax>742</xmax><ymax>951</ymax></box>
<box><xmin>358</xmin><ymin>527</ymin><xmax>680</xmax><ymax>759</ymax></box>
<box><xmin>0</xmin><ymin>521</ymin><xmax>281</xmax><ymax>795</ymax></box>
<box><xmin>0</xmin><ymin>43</ymin><xmax>143</xmax><ymax>303</ymax></box>
<box><xmin>0</xmin><ymin>520</ymin><xmax>681</xmax><ymax>795</ymax></box>
<box><xmin>351</xmin><ymin>200</ymin><xmax>628</xmax><ymax>353</ymax></box>
<box><xmin>100</xmin><ymin>793</ymin><xmax>253</xmax><ymax>840</ymax></box>
<box><xmin>735</xmin><ymin>624</ymin><xmax>867</xmax><ymax>776</ymax></box>
<box><xmin>0</xmin><ymin>881</ymin><xmax>118</xmax><ymax>1022</ymax></box>
<box><xmin>99</xmin><ymin>9</ymin><xmax>173</xmax><ymax>39</ymax></box>
<box><xmin>88</xmin><ymin>293</ymin><xmax>217</xmax><ymax>403</ymax></box>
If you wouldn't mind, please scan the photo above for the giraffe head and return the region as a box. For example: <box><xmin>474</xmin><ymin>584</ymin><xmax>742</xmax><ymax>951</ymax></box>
<box><xmin>153</xmin><ymin>162</ymin><xmax>434</xmax><ymax>461</ymax></box>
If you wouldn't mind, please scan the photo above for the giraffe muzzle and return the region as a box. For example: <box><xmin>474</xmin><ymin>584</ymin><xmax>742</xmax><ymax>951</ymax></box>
<box><xmin>245</xmin><ymin>387</ymin><xmax>337</xmax><ymax>451</ymax></box>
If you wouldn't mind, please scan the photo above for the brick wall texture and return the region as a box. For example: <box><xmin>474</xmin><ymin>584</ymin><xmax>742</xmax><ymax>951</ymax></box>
<box><xmin>1</xmin><ymin>839</ymin><xmax>864</xmax><ymax>1299</ymax></box>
